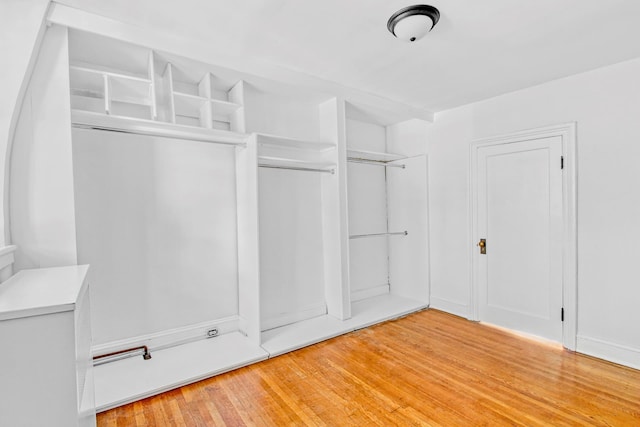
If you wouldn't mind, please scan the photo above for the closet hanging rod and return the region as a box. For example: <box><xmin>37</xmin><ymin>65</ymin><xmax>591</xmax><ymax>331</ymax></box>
<box><xmin>349</xmin><ymin>231</ymin><xmax>408</xmax><ymax>239</ymax></box>
<box><xmin>258</xmin><ymin>164</ymin><xmax>335</xmax><ymax>174</ymax></box>
<box><xmin>347</xmin><ymin>157</ymin><xmax>406</xmax><ymax>168</ymax></box>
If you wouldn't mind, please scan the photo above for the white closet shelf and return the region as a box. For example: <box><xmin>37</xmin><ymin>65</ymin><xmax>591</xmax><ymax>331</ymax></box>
<box><xmin>71</xmin><ymin>110</ymin><xmax>248</xmax><ymax>146</ymax></box>
<box><xmin>258</xmin><ymin>156</ymin><xmax>335</xmax><ymax>172</ymax></box>
<box><xmin>346</xmin><ymin>149</ymin><xmax>407</xmax><ymax>162</ymax></box>
<box><xmin>110</xmin><ymin>93</ymin><xmax>154</xmax><ymax>107</ymax></box>
<box><xmin>71</xmin><ymin>88</ymin><xmax>102</xmax><ymax>99</ymax></box>
<box><xmin>173</xmin><ymin>92</ymin><xmax>208</xmax><ymax>116</ymax></box>
<box><xmin>173</xmin><ymin>91</ymin><xmax>207</xmax><ymax>104</ymax></box>
<box><xmin>211</xmin><ymin>99</ymin><xmax>242</xmax><ymax>116</ymax></box>
<box><xmin>70</xmin><ymin>62</ymin><xmax>151</xmax><ymax>83</ymax></box>
<box><xmin>256</xmin><ymin>133</ymin><xmax>335</xmax><ymax>152</ymax></box>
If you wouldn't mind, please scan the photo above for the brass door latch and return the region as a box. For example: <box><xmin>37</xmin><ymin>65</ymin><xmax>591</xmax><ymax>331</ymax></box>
<box><xmin>478</xmin><ymin>238</ymin><xmax>486</xmax><ymax>255</ymax></box>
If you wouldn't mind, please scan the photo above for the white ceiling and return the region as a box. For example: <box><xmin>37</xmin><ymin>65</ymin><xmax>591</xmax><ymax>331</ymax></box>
<box><xmin>56</xmin><ymin>0</ymin><xmax>640</xmax><ymax>113</ymax></box>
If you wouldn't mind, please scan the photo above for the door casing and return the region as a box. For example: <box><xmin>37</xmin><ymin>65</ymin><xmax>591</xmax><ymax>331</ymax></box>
<box><xmin>469</xmin><ymin>123</ymin><xmax>577</xmax><ymax>350</ymax></box>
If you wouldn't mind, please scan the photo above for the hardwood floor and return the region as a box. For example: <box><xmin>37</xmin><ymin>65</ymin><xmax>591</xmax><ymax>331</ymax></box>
<box><xmin>97</xmin><ymin>309</ymin><xmax>640</xmax><ymax>426</ymax></box>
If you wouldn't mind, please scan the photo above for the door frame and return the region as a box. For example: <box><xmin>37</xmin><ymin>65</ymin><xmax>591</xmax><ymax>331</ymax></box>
<box><xmin>469</xmin><ymin>123</ymin><xmax>577</xmax><ymax>350</ymax></box>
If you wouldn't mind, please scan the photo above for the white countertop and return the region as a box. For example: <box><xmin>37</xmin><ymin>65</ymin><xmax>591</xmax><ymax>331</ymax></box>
<box><xmin>0</xmin><ymin>265</ymin><xmax>90</xmax><ymax>321</ymax></box>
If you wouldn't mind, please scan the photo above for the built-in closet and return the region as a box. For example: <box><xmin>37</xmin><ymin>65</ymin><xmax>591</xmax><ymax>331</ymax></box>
<box><xmin>8</xmin><ymin>23</ymin><xmax>431</xmax><ymax>413</ymax></box>
<box><xmin>345</xmin><ymin>104</ymin><xmax>430</xmax><ymax>315</ymax></box>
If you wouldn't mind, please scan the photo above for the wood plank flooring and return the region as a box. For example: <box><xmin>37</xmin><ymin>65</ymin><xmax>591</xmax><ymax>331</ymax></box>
<box><xmin>97</xmin><ymin>309</ymin><xmax>640</xmax><ymax>426</ymax></box>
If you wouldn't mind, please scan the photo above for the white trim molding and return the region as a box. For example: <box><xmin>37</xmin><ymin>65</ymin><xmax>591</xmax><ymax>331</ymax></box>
<box><xmin>469</xmin><ymin>123</ymin><xmax>578</xmax><ymax>350</ymax></box>
<box><xmin>577</xmin><ymin>335</ymin><xmax>640</xmax><ymax>370</ymax></box>
<box><xmin>429</xmin><ymin>296</ymin><xmax>468</xmax><ymax>319</ymax></box>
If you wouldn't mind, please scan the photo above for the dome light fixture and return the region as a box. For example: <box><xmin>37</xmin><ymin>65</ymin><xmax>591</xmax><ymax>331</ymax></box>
<box><xmin>387</xmin><ymin>4</ymin><xmax>440</xmax><ymax>42</ymax></box>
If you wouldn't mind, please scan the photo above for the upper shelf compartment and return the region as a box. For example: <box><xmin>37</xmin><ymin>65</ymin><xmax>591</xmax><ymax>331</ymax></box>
<box><xmin>67</xmin><ymin>29</ymin><xmax>246</xmax><ymax>135</ymax></box>
<box><xmin>68</xmin><ymin>30</ymin><xmax>157</xmax><ymax>120</ymax></box>
<box><xmin>162</xmin><ymin>63</ymin><xmax>245</xmax><ymax>133</ymax></box>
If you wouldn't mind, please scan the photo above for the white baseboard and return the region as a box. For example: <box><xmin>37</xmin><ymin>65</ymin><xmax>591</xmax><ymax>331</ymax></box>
<box><xmin>576</xmin><ymin>335</ymin><xmax>640</xmax><ymax>370</ymax></box>
<box><xmin>92</xmin><ymin>315</ymin><xmax>240</xmax><ymax>356</ymax></box>
<box><xmin>351</xmin><ymin>284</ymin><xmax>390</xmax><ymax>302</ymax></box>
<box><xmin>429</xmin><ymin>296</ymin><xmax>470</xmax><ymax>319</ymax></box>
<box><xmin>262</xmin><ymin>303</ymin><xmax>327</xmax><ymax>332</ymax></box>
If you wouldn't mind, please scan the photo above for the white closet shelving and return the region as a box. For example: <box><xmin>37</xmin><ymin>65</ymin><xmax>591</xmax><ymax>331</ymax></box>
<box><xmin>257</xmin><ymin>133</ymin><xmax>336</xmax><ymax>173</ymax></box>
<box><xmin>345</xmin><ymin>103</ymin><xmax>430</xmax><ymax>309</ymax></box>
<box><xmin>54</xmin><ymin>29</ymin><xmax>430</xmax><ymax>412</ymax></box>
<box><xmin>346</xmin><ymin>148</ymin><xmax>407</xmax><ymax>163</ymax></box>
<box><xmin>69</xmin><ymin>31</ymin><xmax>157</xmax><ymax>121</ymax></box>
<box><xmin>346</xmin><ymin>148</ymin><xmax>409</xmax><ymax>240</ymax></box>
<box><xmin>250</xmin><ymin>132</ymin><xmax>340</xmax><ymax>333</ymax></box>
<box><xmin>163</xmin><ymin>63</ymin><xmax>245</xmax><ymax>132</ymax></box>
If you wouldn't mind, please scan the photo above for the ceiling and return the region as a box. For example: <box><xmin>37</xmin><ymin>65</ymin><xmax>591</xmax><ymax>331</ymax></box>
<box><xmin>56</xmin><ymin>0</ymin><xmax>640</xmax><ymax>114</ymax></box>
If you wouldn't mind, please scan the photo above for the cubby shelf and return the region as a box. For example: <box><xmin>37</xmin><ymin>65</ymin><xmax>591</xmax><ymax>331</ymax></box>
<box><xmin>69</xmin><ymin>59</ymin><xmax>157</xmax><ymax>120</ymax></box>
<box><xmin>164</xmin><ymin>63</ymin><xmax>245</xmax><ymax>132</ymax></box>
<box><xmin>70</xmin><ymin>62</ymin><xmax>151</xmax><ymax>82</ymax></box>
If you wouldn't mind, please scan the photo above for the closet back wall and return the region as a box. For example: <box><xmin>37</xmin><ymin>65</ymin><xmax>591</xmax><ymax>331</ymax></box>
<box><xmin>73</xmin><ymin>129</ymin><xmax>239</xmax><ymax>346</ymax></box>
<box><xmin>346</xmin><ymin>118</ymin><xmax>389</xmax><ymax>299</ymax></box>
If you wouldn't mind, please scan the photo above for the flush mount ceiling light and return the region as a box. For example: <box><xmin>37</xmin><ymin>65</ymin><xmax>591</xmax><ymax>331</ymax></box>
<box><xmin>387</xmin><ymin>4</ymin><xmax>440</xmax><ymax>42</ymax></box>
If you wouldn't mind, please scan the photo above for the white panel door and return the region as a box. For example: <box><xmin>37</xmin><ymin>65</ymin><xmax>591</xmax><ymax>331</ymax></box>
<box><xmin>477</xmin><ymin>136</ymin><xmax>563</xmax><ymax>342</ymax></box>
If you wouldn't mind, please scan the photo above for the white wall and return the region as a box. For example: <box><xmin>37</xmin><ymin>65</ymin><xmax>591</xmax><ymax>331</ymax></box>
<box><xmin>258</xmin><ymin>168</ymin><xmax>326</xmax><ymax>330</ymax></box>
<box><xmin>346</xmin><ymin>119</ymin><xmax>389</xmax><ymax>299</ymax></box>
<box><xmin>10</xmin><ymin>25</ymin><xmax>78</xmax><ymax>270</ymax></box>
<box><xmin>0</xmin><ymin>0</ymin><xmax>50</xmax><ymax>248</ymax></box>
<box><xmin>243</xmin><ymin>85</ymin><xmax>320</xmax><ymax>140</ymax></box>
<box><xmin>73</xmin><ymin>129</ymin><xmax>239</xmax><ymax>346</ymax></box>
<box><xmin>427</xmin><ymin>57</ymin><xmax>640</xmax><ymax>368</ymax></box>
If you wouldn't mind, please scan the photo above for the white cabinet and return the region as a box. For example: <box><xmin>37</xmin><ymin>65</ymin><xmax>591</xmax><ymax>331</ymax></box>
<box><xmin>0</xmin><ymin>265</ymin><xmax>95</xmax><ymax>427</ymax></box>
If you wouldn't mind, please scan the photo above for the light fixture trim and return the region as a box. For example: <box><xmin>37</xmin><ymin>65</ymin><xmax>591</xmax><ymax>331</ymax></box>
<box><xmin>387</xmin><ymin>4</ymin><xmax>440</xmax><ymax>42</ymax></box>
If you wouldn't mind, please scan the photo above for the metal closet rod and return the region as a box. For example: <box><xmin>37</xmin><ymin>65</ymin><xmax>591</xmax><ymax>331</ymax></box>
<box><xmin>258</xmin><ymin>163</ymin><xmax>335</xmax><ymax>174</ymax></box>
<box><xmin>347</xmin><ymin>157</ymin><xmax>406</xmax><ymax>168</ymax></box>
<box><xmin>350</xmin><ymin>231</ymin><xmax>408</xmax><ymax>239</ymax></box>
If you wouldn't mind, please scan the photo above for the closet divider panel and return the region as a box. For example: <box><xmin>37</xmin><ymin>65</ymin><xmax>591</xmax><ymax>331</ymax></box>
<box><xmin>72</xmin><ymin>129</ymin><xmax>239</xmax><ymax>346</ymax></box>
<box><xmin>235</xmin><ymin>137</ymin><xmax>261</xmax><ymax>344</ymax></box>
<box><xmin>319</xmin><ymin>98</ymin><xmax>351</xmax><ymax>320</ymax></box>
